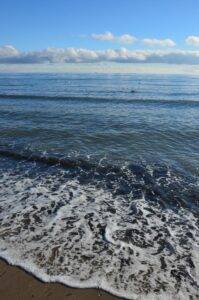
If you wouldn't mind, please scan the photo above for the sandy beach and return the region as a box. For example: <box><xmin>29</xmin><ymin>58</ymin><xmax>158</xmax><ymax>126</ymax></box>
<box><xmin>0</xmin><ymin>259</ymin><xmax>121</xmax><ymax>300</ymax></box>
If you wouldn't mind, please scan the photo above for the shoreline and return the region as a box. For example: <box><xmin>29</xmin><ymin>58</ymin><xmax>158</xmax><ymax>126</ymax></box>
<box><xmin>0</xmin><ymin>258</ymin><xmax>122</xmax><ymax>300</ymax></box>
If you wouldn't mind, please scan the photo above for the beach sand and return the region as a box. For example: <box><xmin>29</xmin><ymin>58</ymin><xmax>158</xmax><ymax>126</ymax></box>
<box><xmin>0</xmin><ymin>259</ymin><xmax>121</xmax><ymax>300</ymax></box>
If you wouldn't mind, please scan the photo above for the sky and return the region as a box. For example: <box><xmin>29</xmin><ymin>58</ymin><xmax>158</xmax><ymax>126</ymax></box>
<box><xmin>1</xmin><ymin>0</ymin><xmax>199</xmax><ymax>73</ymax></box>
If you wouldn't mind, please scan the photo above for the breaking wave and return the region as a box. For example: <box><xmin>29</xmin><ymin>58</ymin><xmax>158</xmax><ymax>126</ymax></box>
<box><xmin>0</xmin><ymin>149</ymin><xmax>198</xmax><ymax>299</ymax></box>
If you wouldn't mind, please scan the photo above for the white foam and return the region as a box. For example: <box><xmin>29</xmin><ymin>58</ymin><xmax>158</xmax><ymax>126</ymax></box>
<box><xmin>0</xmin><ymin>169</ymin><xmax>198</xmax><ymax>300</ymax></box>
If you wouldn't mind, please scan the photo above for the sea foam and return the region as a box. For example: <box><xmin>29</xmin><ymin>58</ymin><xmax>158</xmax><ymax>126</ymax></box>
<box><xmin>0</xmin><ymin>159</ymin><xmax>198</xmax><ymax>300</ymax></box>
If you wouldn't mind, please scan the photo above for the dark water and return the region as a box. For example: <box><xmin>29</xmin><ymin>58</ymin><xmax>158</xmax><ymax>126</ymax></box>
<box><xmin>0</xmin><ymin>73</ymin><xmax>199</xmax><ymax>175</ymax></box>
<box><xmin>0</xmin><ymin>73</ymin><xmax>198</xmax><ymax>299</ymax></box>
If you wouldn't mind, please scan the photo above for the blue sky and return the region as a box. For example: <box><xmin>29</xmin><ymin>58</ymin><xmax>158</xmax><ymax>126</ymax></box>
<box><xmin>1</xmin><ymin>0</ymin><xmax>199</xmax><ymax>73</ymax></box>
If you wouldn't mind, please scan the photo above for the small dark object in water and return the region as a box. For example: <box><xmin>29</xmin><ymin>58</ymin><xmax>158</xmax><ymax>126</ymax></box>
<box><xmin>131</xmin><ymin>90</ymin><xmax>136</xmax><ymax>93</ymax></box>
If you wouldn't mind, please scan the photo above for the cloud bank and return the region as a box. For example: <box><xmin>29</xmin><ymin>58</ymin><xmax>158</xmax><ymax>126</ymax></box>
<box><xmin>91</xmin><ymin>32</ymin><xmax>176</xmax><ymax>47</ymax></box>
<box><xmin>1</xmin><ymin>45</ymin><xmax>199</xmax><ymax>65</ymax></box>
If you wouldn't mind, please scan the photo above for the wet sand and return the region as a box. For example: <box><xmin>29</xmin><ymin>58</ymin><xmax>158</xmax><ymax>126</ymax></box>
<box><xmin>0</xmin><ymin>259</ymin><xmax>122</xmax><ymax>300</ymax></box>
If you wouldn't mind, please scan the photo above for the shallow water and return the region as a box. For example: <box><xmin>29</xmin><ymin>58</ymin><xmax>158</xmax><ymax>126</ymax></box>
<box><xmin>0</xmin><ymin>73</ymin><xmax>198</xmax><ymax>299</ymax></box>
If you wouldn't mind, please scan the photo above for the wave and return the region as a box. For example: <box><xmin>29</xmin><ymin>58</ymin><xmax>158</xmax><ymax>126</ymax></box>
<box><xmin>0</xmin><ymin>148</ymin><xmax>198</xmax><ymax>299</ymax></box>
<box><xmin>169</xmin><ymin>92</ymin><xmax>199</xmax><ymax>96</ymax></box>
<box><xmin>0</xmin><ymin>147</ymin><xmax>198</xmax><ymax>213</ymax></box>
<box><xmin>0</xmin><ymin>93</ymin><xmax>199</xmax><ymax>105</ymax></box>
<box><xmin>0</xmin><ymin>148</ymin><xmax>95</xmax><ymax>170</ymax></box>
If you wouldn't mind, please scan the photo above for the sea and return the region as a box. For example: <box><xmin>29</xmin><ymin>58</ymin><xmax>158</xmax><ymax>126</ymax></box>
<box><xmin>0</xmin><ymin>73</ymin><xmax>198</xmax><ymax>299</ymax></box>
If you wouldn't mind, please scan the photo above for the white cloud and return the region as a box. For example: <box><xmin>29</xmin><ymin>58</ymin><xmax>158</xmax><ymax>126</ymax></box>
<box><xmin>118</xmin><ymin>34</ymin><xmax>136</xmax><ymax>44</ymax></box>
<box><xmin>1</xmin><ymin>45</ymin><xmax>199</xmax><ymax>65</ymax></box>
<box><xmin>185</xmin><ymin>36</ymin><xmax>199</xmax><ymax>47</ymax></box>
<box><xmin>142</xmin><ymin>38</ymin><xmax>176</xmax><ymax>47</ymax></box>
<box><xmin>91</xmin><ymin>33</ymin><xmax>176</xmax><ymax>46</ymax></box>
<box><xmin>0</xmin><ymin>45</ymin><xmax>20</xmax><ymax>57</ymax></box>
<box><xmin>91</xmin><ymin>31</ymin><xmax>115</xmax><ymax>41</ymax></box>
<box><xmin>91</xmin><ymin>32</ymin><xmax>136</xmax><ymax>44</ymax></box>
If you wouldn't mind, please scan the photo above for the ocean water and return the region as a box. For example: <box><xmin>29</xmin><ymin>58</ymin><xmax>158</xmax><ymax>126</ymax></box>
<box><xmin>0</xmin><ymin>73</ymin><xmax>198</xmax><ymax>299</ymax></box>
